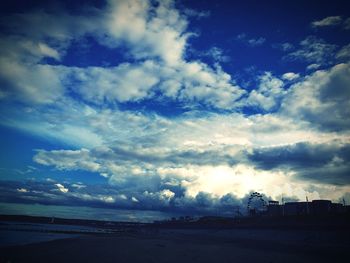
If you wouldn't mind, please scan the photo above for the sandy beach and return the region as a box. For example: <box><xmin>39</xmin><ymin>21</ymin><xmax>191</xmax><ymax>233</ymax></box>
<box><xmin>1</xmin><ymin>227</ymin><xmax>349</xmax><ymax>263</ymax></box>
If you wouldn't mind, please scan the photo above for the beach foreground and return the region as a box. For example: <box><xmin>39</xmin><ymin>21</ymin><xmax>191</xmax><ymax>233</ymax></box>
<box><xmin>1</xmin><ymin>227</ymin><xmax>349</xmax><ymax>263</ymax></box>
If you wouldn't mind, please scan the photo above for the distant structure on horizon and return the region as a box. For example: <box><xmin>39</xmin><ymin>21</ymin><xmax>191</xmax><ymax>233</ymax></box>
<box><xmin>245</xmin><ymin>191</ymin><xmax>349</xmax><ymax>217</ymax></box>
<box><xmin>265</xmin><ymin>199</ymin><xmax>349</xmax><ymax>217</ymax></box>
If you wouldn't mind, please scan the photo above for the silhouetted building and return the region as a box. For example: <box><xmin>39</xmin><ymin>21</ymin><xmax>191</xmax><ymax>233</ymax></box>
<box><xmin>251</xmin><ymin>198</ymin><xmax>347</xmax><ymax>218</ymax></box>
<box><xmin>266</xmin><ymin>200</ymin><xmax>282</xmax><ymax>216</ymax></box>
<box><xmin>311</xmin><ymin>200</ymin><xmax>331</xmax><ymax>215</ymax></box>
<box><xmin>345</xmin><ymin>205</ymin><xmax>350</xmax><ymax>213</ymax></box>
<box><xmin>284</xmin><ymin>202</ymin><xmax>308</xmax><ymax>216</ymax></box>
<box><xmin>330</xmin><ymin>203</ymin><xmax>344</xmax><ymax>214</ymax></box>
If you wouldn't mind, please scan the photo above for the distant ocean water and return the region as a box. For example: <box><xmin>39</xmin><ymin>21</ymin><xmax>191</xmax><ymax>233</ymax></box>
<box><xmin>0</xmin><ymin>229</ymin><xmax>78</xmax><ymax>247</ymax></box>
<box><xmin>0</xmin><ymin>202</ymin><xmax>176</xmax><ymax>222</ymax></box>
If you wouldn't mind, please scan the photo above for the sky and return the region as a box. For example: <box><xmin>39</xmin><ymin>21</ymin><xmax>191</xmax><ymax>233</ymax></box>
<box><xmin>0</xmin><ymin>0</ymin><xmax>350</xmax><ymax>220</ymax></box>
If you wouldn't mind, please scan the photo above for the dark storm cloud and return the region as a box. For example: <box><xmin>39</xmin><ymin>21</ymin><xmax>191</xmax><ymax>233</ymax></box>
<box><xmin>0</xmin><ymin>180</ymin><xmax>255</xmax><ymax>216</ymax></box>
<box><xmin>249</xmin><ymin>142</ymin><xmax>350</xmax><ymax>185</ymax></box>
<box><xmin>250</xmin><ymin>143</ymin><xmax>339</xmax><ymax>169</ymax></box>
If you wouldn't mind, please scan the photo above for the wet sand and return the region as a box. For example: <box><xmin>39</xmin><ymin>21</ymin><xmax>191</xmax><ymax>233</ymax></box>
<box><xmin>1</xmin><ymin>227</ymin><xmax>349</xmax><ymax>263</ymax></box>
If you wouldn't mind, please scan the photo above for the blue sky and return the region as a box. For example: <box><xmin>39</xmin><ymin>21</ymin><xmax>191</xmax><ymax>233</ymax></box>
<box><xmin>0</xmin><ymin>0</ymin><xmax>350</xmax><ymax>219</ymax></box>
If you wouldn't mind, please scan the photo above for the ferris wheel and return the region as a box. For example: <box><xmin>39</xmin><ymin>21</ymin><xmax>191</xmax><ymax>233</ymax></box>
<box><xmin>247</xmin><ymin>192</ymin><xmax>267</xmax><ymax>215</ymax></box>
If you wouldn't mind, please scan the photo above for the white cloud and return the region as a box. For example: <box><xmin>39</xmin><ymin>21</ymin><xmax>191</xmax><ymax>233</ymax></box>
<box><xmin>30</xmin><ymin>99</ymin><xmax>350</xmax><ymax>201</ymax></box>
<box><xmin>100</xmin><ymin>195</ymin><xmax>115</xmax><ymax>203</ymax></box>
<box><xmin>311</xmin><ymin>16</ymin><xmax>342</xmax><ymax>27</ymax></box>
<box><xmin>132</xmin><ymin>196</ymin><xmax>139</xmax><ymax>202</ymax></box>
<box><xmin>203</xmin><ymin>47</ymin><xmax>230</xmax><ymax>62</ymax></box>
<box><xmin>183</xmin><ymin>8</ymin><xmax>210</xmax><ymax>19</ymax></box>
<box><xmin>37</xmin><ymin>43</ymin><xmax>61</xmax><ymax>60</ymax></box>
<box><xmin>306</xmin><ymin>63</ymin><xmax>321</xmax><ymax>71</ymax></box>
<box><xmin>159</xmin><ymin>189</ymin><xmax>175</xmax><ymax>200</ymax></box>
<box><xmin>34</xmin><ymin>148</ymin><xmax>100</xmax><ymax>171</ymax></box>
<box><xmin>281</xmin><ymin>63</ymin><xmax>350</xmax><ymax>131</ymax></box>
<box><xmin>282</xmin><ymin>72</ymin><xmax>300</xmax><ymax>81</ymax></box>
<box><xmin>71</xmin><ymin>183</ymin><xmax>86</xmax><ymax>189</ymax></box>
<box><xmin>280</xmin><ymin>43</ymin><xmax>294</xmax><ymax>51</ymax></box>
<box><xmin>285</xmin><ymin>36</ymin><xmax>337</xmax><ymax>65</ymax></box>
<box><xmin>237</xmin><ymin>33</ymin><xmax>265</xmax><ymax>47</ymax></box>
<box><xmin>247</xmin><ymin>37</ymin><xmax>266</xmax><ymax>47</ymax></box>
<box><xmin>0</xmin><ymin>60</ymin><xmax>64</xmax><ymax>104</ymax></box>
<box><xmin>61</xmin><ymin>59</ymin><xmax>245</xmax><ymax>109</ymax></box>
<box><xmin>336</xmin><ymin>44</ymin><xmax>350</xmax><ymax>60</ymax></box>
<box><xmin>0</xmin><ymin>0</ymin><xmax>244</xmax><ymax>110</ymax></box>
<box><xmin>70</xmin><ymin>62</ymin><xmax>160</xmax><ymax>103</ymax></box>
<box><xmin>0</xmin><ymin>106</ymin><xmax>104</xmax><ymax>148</ymax></box>
<box><xmin>55</xmin><ymin>183</ymin><xmax>69</xmax><ymax>193</ymax></box>
<box><xmin>33</xmin><ymin>143</ymin><xmax>350</xmax><ymax>202</ymax></box>
<box><xmin>103</xmin><ymin>0</ymin><xmax>189</xmax><ymax>66</ymax></box>
<box><xmin>345</xmin><ymin>18</ymin><xmax>350</xmax><ymax>30</ymax></box>
<box><xmin>244</xmin><ymin>72</ymin><xmax>285</xmax><ymax>111</ymax></box>
<box><xmin>17</xmin><ymin>188</ymin><xmax>29</xmax><ymax>193</ymax></box>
